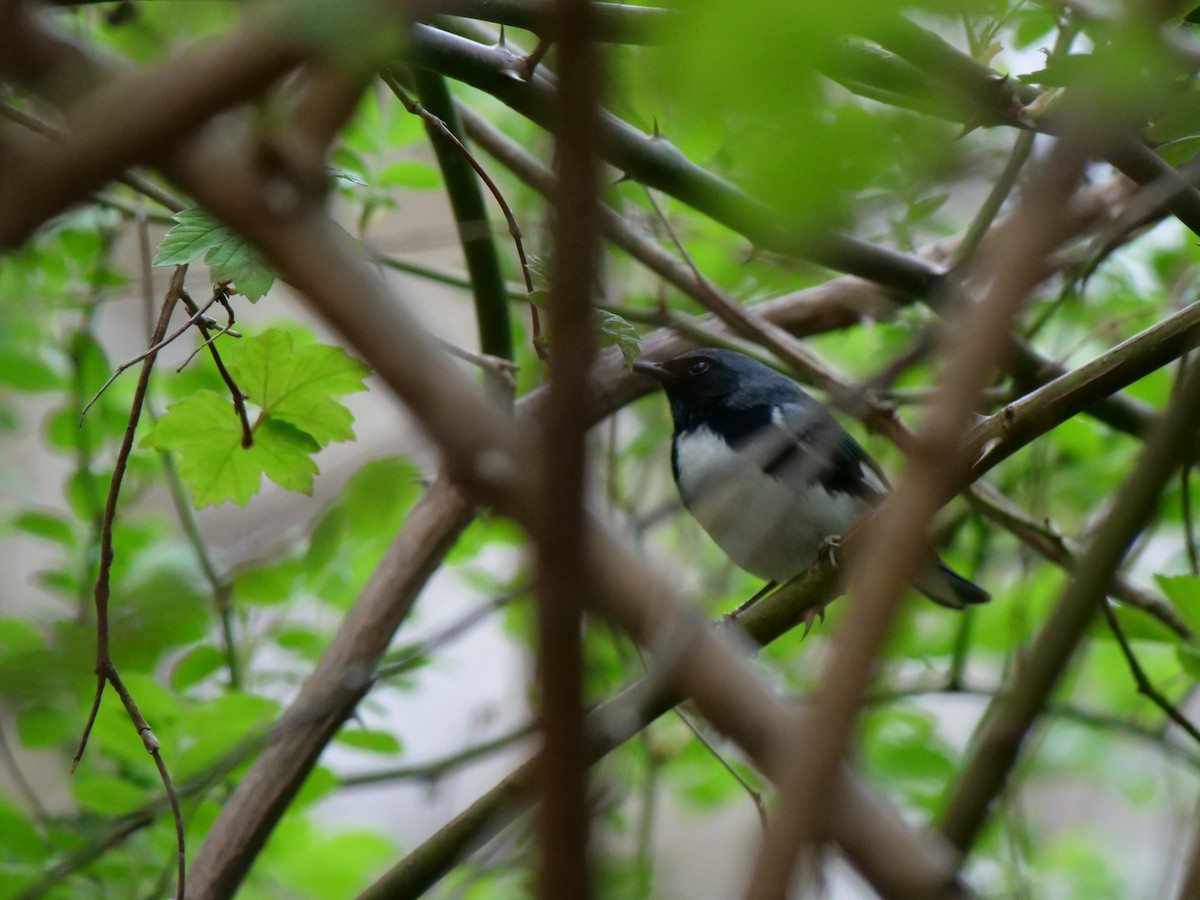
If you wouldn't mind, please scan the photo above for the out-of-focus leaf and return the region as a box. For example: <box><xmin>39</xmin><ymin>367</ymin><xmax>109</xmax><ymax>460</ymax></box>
<box><xmin>154</xmin><ymin>208</ymin><xmax>275</xmax><ymax>301</ymax></box>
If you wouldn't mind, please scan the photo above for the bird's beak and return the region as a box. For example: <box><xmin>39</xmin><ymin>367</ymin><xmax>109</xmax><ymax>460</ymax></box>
<box><xmin>632</xmin><ymin>358</ymin><xmax>673</xmax><ymax>383</ymax></box>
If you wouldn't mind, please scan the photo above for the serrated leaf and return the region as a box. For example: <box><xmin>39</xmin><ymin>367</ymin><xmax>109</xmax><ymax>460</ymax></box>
<box><xmin>205</xmin><ymin>234</ymin><xmax>275</xmax><ymax>302</ymax></box>
<box><xmin>594</xmin><ymin>309</ymin><xmax>641</xmax><ymax>368</ymax></box>
<box><xmin>153</xmin><ymin>208</ymin><xmax>227</xmax><ymax>266</ymax></box>
<box><xmin>525</xmin><ymin>253</ymin><xmax>552</xmax><ymax>289</ymax></box>
<box><xmin>141</xmin><ymin>391</ymin><xmax>319</xmax><ymax>507</ymax></box>
<box><xmin>154</xmin><ymin>208</ymin><xmax>275</xmax><ymax>301</ymax></box>
<box><xmin>227</xmin><ymin>330</ymin><xmax>369</xmax><ymax>445</ymax></box>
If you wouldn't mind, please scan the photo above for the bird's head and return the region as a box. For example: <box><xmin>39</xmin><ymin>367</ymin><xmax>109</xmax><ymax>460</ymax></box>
<box><xmin>633</xmin><ymin>349</ymin><xmax>800</xmax><ymax>415</ymax></box>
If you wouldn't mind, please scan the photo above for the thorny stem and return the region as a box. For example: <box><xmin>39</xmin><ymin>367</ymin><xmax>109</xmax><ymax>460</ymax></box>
<box><xmin>382</xmin><ymin>69</ymin><xmax>542</xmax><ymax>348</ymax></box>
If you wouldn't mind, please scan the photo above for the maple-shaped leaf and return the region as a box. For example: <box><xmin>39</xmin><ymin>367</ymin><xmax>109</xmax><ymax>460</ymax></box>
<box><xmin>154</xmin><ymin>208</ymin><xmax>275</xmax><ymax>302</ymax></box>
<box><xmin>142</xmin><ymin>392</ymin><xmax>319</xmax><ymax>507</ymax></box>
<box><xmin>226</xmin><ymin>330</ymin><xmax>370</xmax><ymax>445</ymax></box>
<box><xmin>143</xmin><ymin>328</ymin><xmax>369</xmax><ymax>507</ymax></box>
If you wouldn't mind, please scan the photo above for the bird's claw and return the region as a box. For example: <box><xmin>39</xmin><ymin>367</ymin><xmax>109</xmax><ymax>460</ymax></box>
<box><xmin>818</xmin><ymin>535</ymin><xmax>843</xmax><ymax>569</ymax></box>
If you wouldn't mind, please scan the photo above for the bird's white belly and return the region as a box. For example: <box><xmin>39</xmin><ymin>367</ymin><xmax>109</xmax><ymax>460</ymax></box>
<box><xmin>675</xmin><ymin>427</ymin><xmax>866</xmax><ymax>581</ymax></box>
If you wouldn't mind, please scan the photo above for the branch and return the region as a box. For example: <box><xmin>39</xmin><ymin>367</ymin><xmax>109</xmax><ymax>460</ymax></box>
<box><xmin>431</xmin><ymin>0</ymin><xmax>671</xmax><ymax>43</ymax></box>
<box><xmin>340</xmin><ymin>725</ymin><xmax>536</xmax><ymax>788</ymax></box>
<box><xmin>742</xmin><ymin>126</ymin><xmax>1091</xmax><ymax>900</ymax></box>
<box><xmin>855</xmin><ymin>13</ymin><xmax>1200</xmax><ymax>238</ymax></box>
<box><xmin>177</xmin><ymin>287</ymin><xmax>254</xmax><ymax>448</ymax></box>
<box><xmin>527</xmin><ymin>0</ymin><xmax>600</xmax><ymax>894</ymax></box>
<box><xmin>356</xmin><ymin>549</ymin><xmax>955</xmax><ymax>900</ymax></box>
<box><xmin>399</xmin><ymin>68</ymin><xmax>515</xmax><ymax>365</ymax></box>
<box><xmin>72</xmin><ymin>265</ymin><xmax>188</xmax><ymax>900</ymax></box>
<box><xmin>939</xmin><ymin>352</ymin><xmax>1200</xmax><ymax>856</ymax></box>
<box><xmin>404</xmin><ymin>23</ymin><xmax>945</xmax><ymax>295</ymax></box>
<box><xmin>0</xmin><ymin>4</ymin><xmax>302</xmax><ymax>251</ymax></box>
<box><xmin>0</xmin><ymin>99</ymin><xmax>187</xmax><ymax>214</ymax></box>
<box><xmin>1101</xmin><ymin>600</ymin><xmax>1200</xmax><ymax>745</ymax></box>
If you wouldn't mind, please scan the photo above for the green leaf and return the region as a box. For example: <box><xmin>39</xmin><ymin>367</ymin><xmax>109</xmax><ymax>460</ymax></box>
<box><xmin>16</xmin><ymin>706</ymin><xmax>75</xmax><ymax>748</ymax></box>
<box><xmin>1094</xmin><ymin>602</ymin><xmax>1184</xmax><ymax>646</ymax></box>
<box><xmin>171</xmin><ymin>644</ymin><xmax>226</xmax><ymax>690</ymax></box>
<box><xmin>276</xmin><ymin>627</ymin><xmax>327</xmax><ymax>660</ymax></box>
<box><xmin>0</xmin><ymin>348</ymin><xmax>64</xmax><ymax>390</ymax></box>
<box><xmin>1154</xmin><ymin>574</ymin><xmax>1200</xmax><ymax>635</ymax></box>
<box><xmin>377</xmin><ymin>160</ymin><xmax>441</xmax><ymax>189</ymax></box>
<box><xmin>1178</xmin><ymin>644</ymin><xmax>1200</xmax><ymax>680</ymax></box>
<box><xmin>154</xmin><ymin>208</ymin><xmax>275</xmax><ymax>301</ymax></box>
<box><xmin>327</xmin><ymin>166</ymin><xmax>368</xmax><ymax>186</ymax></box>
<box><xmin>233</xmin><ymin>558</ymin><xmax>303</xmax><ymax>607</ymax></box>
<box><xmin>10</xmin><ymin>510</ymin><xmax>75</xmax><ymax>547</ymax></box>
<box><xmin>335</xmin><ymin>728</ymin><xmax>403</xmax><ymax>754</ymax></box>
<box><xmin>226</xmin><ymin>330</ymin><xmax>370</xmax><ymax>445</ymax></box>
<box><xmin>72</xmin><ymin>773</ymin><xmax>147</xmax><ymax>815</ymax></box>
<box><xmin>594</xmin><ymin>309</ymin><xmax>641</xmax><ymax>369</ymax></box>
<box><xmin>141</xmin><ymin>391</ymin><xmax>319</xmax><ymax>507</ymax></box>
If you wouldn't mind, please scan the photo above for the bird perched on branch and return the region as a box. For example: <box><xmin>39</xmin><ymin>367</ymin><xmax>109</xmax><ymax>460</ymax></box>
<box><xmin>633</xmin><ymin>349</ymin><xmax>988</xmax><ymax>620</ymax></box>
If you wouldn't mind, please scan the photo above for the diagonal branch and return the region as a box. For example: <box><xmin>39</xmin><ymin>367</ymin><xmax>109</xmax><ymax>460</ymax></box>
<box><xmin>404</xmin><ymin>22</ymin><xmax>945</xmax><ymax>295</ymax></box>
<box><xmin>743</xmin><ymin>131</ymin><xmax>1091</xmax><ymax>897</ymax></box>
<box><xmin>939</xmin><ymin>353</ymin><xmax>1200</xmax><ymax>856</ymax></box>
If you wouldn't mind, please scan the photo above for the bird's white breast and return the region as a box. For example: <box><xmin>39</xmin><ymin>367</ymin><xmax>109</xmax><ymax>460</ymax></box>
<box><xmin>674</xmin><ymin>425</ymin><xmax>868</xmax><ymax>581</ymax></box>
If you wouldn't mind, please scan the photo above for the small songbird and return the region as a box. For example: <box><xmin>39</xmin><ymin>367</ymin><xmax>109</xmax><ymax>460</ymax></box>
<box><xmin>633</xmin><ymin>348</ymin><xmax>989</xmax><ymax>613</ymax></box>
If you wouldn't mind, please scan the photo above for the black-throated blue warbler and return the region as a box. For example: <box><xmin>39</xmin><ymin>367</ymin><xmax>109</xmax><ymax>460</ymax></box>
<box><xmin>633</xmin><ymin>349</ymin><xmax>989</xmax><ymax>614</ymax></box>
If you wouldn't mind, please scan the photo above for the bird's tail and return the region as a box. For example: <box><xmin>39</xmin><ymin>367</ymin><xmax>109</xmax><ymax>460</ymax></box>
<box><xmin>916</xmin><ymin>561</ymin><xmax>990</xmax><ymax>609</ymax></box>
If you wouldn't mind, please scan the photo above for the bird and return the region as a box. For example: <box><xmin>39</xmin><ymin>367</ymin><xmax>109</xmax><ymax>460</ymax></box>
<box><xmin>632</xmin><ymin>348</ymin><xmax>989</xmax><ymax>620</ymax></box>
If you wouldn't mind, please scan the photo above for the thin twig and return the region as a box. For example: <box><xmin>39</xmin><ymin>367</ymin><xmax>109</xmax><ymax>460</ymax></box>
<box><xmin>178</xmin><ymin>285</ymin><xmax>253</xmax><ymax>448</ymax></box>
<box><xmin>673</xmin><ymin>706</ymin><xmax>768</xmax><ymax>831</ymax></box>
<box><xmin>174</xmin><ymin>301</ymin><xmax>241</xmax><ymax>373</ymax></box>
<box><xmin>410</xmin><ymin>66</ymin><xmax>515</xmax><ymax>371</ymax></box>
<box><xmin>78</xmin><ymin>293</ymin><xmax>219</xmax><ymax>424</ymax></box>
<box><xmin>1100</xmin><ymin>600</ymin><xmax>1200</xmax><ymax>745</ymax></box>
<box><xmin>0</xmin><ymin>718</ymin><xmax>48</xmax><ymax>824</ymax></box>
<box><xmin>375</xmin><ymin>585</ymin><xmax>527</xmax><ymax>681</ymax></box>
<box><xmin>340</xmin><ymin>725</ymin><xmax>536</xmax><ymax>788</ymax></box>
<box><xmin>940</xmin><ymin>352</ymin><xmax>1200</xmax><ymax>856</ymax></box>
<box><xmin>954</xmin><ymin>129</ymin><xmax>1036</xmax><ymax>265</ymax></box>
<box><xmin>381</xmin><ymin>69</ymin><xmax>541</xmax><ymax>345</ymax></box>
<box><xmin>72</xmin><ymin>265</ymin><xmax>189</xmax><ymax>900</ymax></box>
<box><xmin>435</xmin><ymin>336</ymin><xmax>519</xmax><ymax>390</ymax></box>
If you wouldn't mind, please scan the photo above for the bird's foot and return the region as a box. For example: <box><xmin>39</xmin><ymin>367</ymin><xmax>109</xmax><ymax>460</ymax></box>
<box><xmin>818</xmin><ymin>534</ymin><xmax>844</xmax><ymax>569</ymax></box>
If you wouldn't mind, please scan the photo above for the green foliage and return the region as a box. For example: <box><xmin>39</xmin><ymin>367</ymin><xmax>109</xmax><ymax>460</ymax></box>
<box><xmin>155</xmin><ymin>208</ymin><xmax>275</xmax><ymax>301</ymax></box>
<box><xmin>7</xmin><ymin>2</ymin><xmax>1200</xmax><ymax>898</ymax></box>
<box><xmin>142</xmin><ymin>328</ymin><xmax>369</xmax><ymax>506</ymax></box>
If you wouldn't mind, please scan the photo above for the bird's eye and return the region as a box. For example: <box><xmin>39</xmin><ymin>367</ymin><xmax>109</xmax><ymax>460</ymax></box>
<box><xmin>689</xmin><ymin>360</ymin><xmax>710</xmax><ymax>376</ymax></box>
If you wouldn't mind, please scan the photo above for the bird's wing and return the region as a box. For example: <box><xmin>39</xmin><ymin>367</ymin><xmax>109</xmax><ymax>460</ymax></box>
<box><xmin>750</xmin><ymin>402</ymin><xmax>888</xmax><ymax>504</ymax></box>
